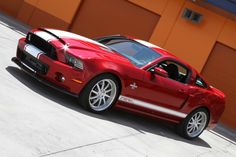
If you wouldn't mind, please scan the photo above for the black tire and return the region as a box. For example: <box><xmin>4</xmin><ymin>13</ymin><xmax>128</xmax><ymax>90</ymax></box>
<box><xmin>78</xmin><ymin>74</ymin><xmax>120</xmax><ymax>113</ymax></box>
<box><xmin>177</xmin><ymin>108</ymin><xmax>209</xmax><ymax>140</ymax></box>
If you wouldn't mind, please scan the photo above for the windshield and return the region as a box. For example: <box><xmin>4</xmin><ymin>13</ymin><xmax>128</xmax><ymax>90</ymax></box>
<box><xmin>104</xmin><ymin>40</ymin><xmax>162</xmax><ymax>67</ymax></box>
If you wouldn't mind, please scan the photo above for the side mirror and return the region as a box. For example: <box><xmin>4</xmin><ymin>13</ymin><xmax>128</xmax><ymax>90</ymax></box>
<box><xmin>151</xmin><ymin>67</ymin><xmax>168</xmax><ymax>77</ymax></box>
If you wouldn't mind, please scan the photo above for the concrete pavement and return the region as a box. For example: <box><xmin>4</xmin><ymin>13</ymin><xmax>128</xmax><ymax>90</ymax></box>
<box><xmin>0</xmin><ymin>12</ymin><xmax>235</xmax><ymax>157</ymax></box>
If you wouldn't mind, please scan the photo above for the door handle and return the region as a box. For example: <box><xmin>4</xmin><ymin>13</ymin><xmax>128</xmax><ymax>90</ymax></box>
<box><xmin>178</xmin><ymin>89</ymin><xmax>186</xmax><ymax>94</ymax></box>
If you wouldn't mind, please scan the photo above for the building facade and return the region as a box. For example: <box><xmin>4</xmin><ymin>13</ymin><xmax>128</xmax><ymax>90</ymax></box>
<box><xmin>1</xmin><ymin>0</ymin><xmax>236</xmax><ymax>129</ymax></box>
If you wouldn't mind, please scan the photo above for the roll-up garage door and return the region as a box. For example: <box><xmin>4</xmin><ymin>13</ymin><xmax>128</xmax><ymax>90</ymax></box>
<box><xmin>70</xmin><ymin>0</ymin><xmax>160</xmax><ymax>40</ymax></box>
<box><xmin>202</xmin><ymin>42</ymin><xmax>236</xmax><ymax>129</ymax></box>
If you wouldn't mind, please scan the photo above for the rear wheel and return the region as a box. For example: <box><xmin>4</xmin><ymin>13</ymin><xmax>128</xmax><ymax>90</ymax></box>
<box><xmin>177</xmin><ymin>108</ymin><xmax>209</xmax><ymax>140</ymax></box>
<box><xmin>79</xmin><ymin>74</ymin><xmax>119</xmax><ymax>113</ymax></box>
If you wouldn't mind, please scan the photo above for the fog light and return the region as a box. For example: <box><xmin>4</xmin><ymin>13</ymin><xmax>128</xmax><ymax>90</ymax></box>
<box><xmin>55</xmin><ymin>72</ymin><xmax>65</xmax><ymax>82</ymax></box>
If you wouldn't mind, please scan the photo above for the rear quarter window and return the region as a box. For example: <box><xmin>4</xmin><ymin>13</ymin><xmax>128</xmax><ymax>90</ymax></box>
<box><xmin>195</xmin><ymin>76</ymin><xmax>208</xmax><ymax>89</ymax></box>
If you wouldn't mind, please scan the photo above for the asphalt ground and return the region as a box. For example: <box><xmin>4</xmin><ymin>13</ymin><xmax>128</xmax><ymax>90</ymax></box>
<box><xmin>0</xmin><ymin>12</ymin><xmax>235</xmax><ymax>157</ymax></box>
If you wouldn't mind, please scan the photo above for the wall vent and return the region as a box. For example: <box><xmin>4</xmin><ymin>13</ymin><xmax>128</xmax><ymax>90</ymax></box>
<box><xmin>182</xmin><ymin>8</ymin><xmax>203</xmax><ymax>23</ymax></box>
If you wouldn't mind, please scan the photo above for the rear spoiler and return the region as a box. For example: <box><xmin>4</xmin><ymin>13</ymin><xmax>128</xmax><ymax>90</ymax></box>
<box><xmin>37</xmin><ymin>28</ymin><xmax>67</xmax><ymax>45</ymax></box>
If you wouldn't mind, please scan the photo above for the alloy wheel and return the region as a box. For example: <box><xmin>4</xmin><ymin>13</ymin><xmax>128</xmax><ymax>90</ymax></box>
<box><xmin>88</xmin><ymin>79</ymin><xmax>117</xmax><ymax>111</ymax></box>
<box><xmin>186</xmin><ymin>111</ymin><xmax>207</xmax><ymax>138</ymax></box>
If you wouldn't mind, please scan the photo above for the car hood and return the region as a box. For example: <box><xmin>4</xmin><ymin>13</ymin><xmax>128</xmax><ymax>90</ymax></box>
<box><xmin>34</xmin><ymin>29</ymin><xmax>131</xmax><ymax>63</ymax></box>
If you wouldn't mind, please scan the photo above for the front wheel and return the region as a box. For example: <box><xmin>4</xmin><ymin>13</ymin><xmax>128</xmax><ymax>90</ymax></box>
<box><xmin>177</xmin><ymin>108</ymin><xmax>209</xmax><ymax>140</ymax></box>
<box><xmin>79</xmin><ymin>74</ymin><xmax>119</xmax><ymax>113</ymax></box>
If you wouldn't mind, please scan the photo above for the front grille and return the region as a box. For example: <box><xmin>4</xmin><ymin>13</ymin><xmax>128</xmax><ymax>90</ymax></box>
<box><xmin>17</xmin><ymin>47</ymin><xmax>49</xmax><ymax>75</ymax></box>
<box><xmin>26</xmin><ymin>32</ymin><xmax>57</xmax><ymax>60</ymax></box>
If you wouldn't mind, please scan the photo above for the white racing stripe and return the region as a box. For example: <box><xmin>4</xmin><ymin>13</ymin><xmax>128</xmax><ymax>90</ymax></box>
<box><xmin>35</xmin><ymin>31</ymin><xmax>56</xmax><ymax>41</ymax></box>
<box><xmin>35</xmin><ymin>29</ymin><xmax>108</xmax><ymax>48</ymax></box>
<box><xmin>135</xmin><ymin>39</ymin><xmax>164</xmax><ymax>49</ymax></box>
<box><xmin>24</xmin><ymin>44</ymin><xmax>44</xmax><ymax>59</ymax></box>
<box><xmin>49</xmin><ymin>29</ymin><xmax>107</xmax><ymax>47</ymax></box>
<box><xmin>119</xmin><ymin>95</ymin><xmax>187</xmax><ymax>118</ymax></box>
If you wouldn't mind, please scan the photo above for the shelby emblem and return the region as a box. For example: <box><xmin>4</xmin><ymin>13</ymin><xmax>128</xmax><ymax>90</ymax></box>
<box><xmin>130</xmin><ymin>82</ymin><xmax>138</xmax><ymax>90</ymax></box>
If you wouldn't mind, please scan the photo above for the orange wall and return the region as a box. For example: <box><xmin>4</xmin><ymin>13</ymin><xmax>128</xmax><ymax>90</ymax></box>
<box><xmin>36</xmin><ymin>0</ymin><xmax>81</xmax><ymax>23</ymax></box>
<box><xmin>162</xmin><ymin>1</ymin><xmax>226</xmax><ymax>71</ymax></box>
<box><xmin>17</xmin><ymin>0</ymin><xmax>81</xmax><ymax>30</ymax></box>
<box><xmin>17</xmin><ymin>0</ymin><xmax>37</xmax><ymax>24</ymax></box>
<box><xmin>218</xmin><ymin>19</ymin><xmax>236</xmax><ymax>50</ymax></box>
<box><xmin>0</xmin><ymin>0</ymin><xmax>23</xmax><ymax>17</ymax></box>
<box><xmin>149</xmin><ymin>0</ymin><xmax>185</xmax><ymax>47</ymax></box>
<box><xmin>128</xmin><ymin>0</ymin><xmax>168</xmax><ymax>15</ymax></box>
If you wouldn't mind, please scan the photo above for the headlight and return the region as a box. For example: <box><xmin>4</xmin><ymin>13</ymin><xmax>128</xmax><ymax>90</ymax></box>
<box><xmin>65</xmin><ymin>54</ymin><xmax>83</xmax><ymax>70</ymax></box>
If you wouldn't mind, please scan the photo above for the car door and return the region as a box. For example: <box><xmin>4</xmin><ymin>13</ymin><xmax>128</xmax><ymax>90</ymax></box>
<box><xmin>122</xmin><ymin>60</ymin><xmax>191</xmax><ymax>117</ymax></box>
<box><xmin>145</xmin><ymin>60</ymin><xmax>191</xmax><ymax>107</ymax></box>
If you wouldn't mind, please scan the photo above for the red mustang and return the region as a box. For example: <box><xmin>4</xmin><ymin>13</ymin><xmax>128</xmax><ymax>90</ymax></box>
<box><xmin>12</xmin><ymin>28</ymin><xmax>225</xmax><ymax>139</ymax></box>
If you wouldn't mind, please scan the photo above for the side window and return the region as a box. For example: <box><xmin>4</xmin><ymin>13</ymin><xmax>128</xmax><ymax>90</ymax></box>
<box><xmin>158</xmin><ymin>60</ymin><xmax>189</xmax><ymax>83</ymax></box>
<box><xmin>195</xmin><ymin>76</ymin><xmax>208</xmax><ymax>89</ymax></box>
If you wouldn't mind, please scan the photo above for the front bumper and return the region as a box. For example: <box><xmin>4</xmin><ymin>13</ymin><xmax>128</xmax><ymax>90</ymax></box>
<box><xmin>11</xmin><ymin>57</ymin><xmax>78</xmax><ymax>97</ymax></box>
